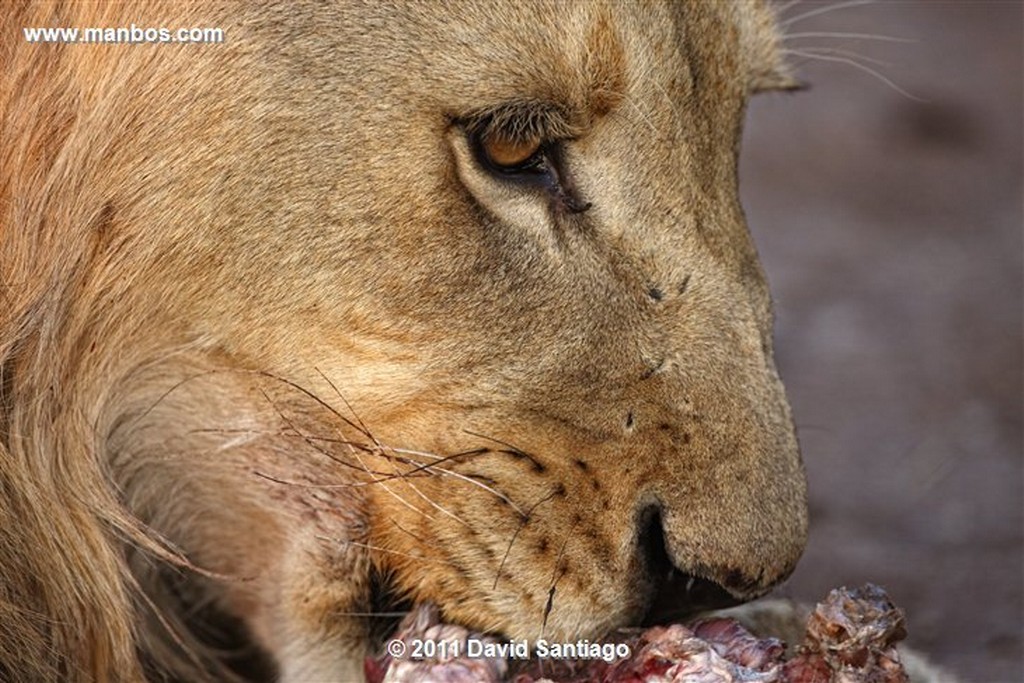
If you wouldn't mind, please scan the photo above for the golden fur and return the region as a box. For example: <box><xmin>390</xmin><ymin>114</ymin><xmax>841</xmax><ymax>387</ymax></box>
<box><xmin>1</xmin><ymin>1</ymin><xmax>807</xmax><ymax>680</ymax></box>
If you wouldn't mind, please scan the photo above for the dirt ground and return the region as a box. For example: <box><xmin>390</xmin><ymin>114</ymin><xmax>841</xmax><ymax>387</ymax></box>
<box><xmin>739</xmin><ymin>2</ymin><xmax>1023</xmax><ymax>681</ymax></box>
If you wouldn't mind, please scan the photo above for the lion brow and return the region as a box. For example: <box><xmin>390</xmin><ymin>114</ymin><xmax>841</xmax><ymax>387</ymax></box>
<box><xmin>463</xmin><ymin>99</ymin><xmax>580</xmax><ymax>143</ymax></box>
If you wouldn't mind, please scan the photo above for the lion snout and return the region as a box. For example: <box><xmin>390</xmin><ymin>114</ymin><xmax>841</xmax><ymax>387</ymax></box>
<box><xmin>634</xmin><ymin>504</ymin><xmax>746</xmax><ymax>622</ymax></box>
<box><xmin>631</xmin><ymin>486</ymin><xmax>804</xmax><ymax>624</ymax></box>
<box><xmin>641</xmin><ymin>473</ymin><xmax>807</xmax><ymax>609</ymax></box>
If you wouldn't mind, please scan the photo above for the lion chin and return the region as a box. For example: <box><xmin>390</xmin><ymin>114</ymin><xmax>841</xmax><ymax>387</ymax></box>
<box><xmin>1</xmin><ymin>1</ymin><xmax>808</xmax><ymax>681</ymax></box>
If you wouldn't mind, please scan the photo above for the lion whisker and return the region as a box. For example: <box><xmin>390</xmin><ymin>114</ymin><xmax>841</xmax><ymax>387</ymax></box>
<box><xmin>254</xmin><ymin>382</ymin><xmax>472</xmax><ymax>508</ymax></box>
<box><xmin>251</xmin><ymin>369</ymin><xmax>374</xmax><ymax>442</ymax></box>
<box><xmin>250</xmin><ymin>469</ymin><xmax>435</xmax><ymax>490</ymax></box>
<box><xmin>782</xmin><ymin>49</ymin><xmax>924</xmax><ymax>101</ymax></box>
<box><xmin>388</xmin><ymin>517</ymin><xmax>426</xmax><ymax>544</ymax></box>
<box><xmin>314</xmin><ymin>367</ymin><xmax>377</xmax><ymax>435</ymax></box>
<box><xmin>251</xmin><ymin>371</ymin><xmax>494</xmax><ymax>515</ymax></box>
<box><xmin>389</xmin><ymin>445</ymin><xmax>490</xmax><ymax>463</ymax></box>
<box><xmin>249</xmin><ymin>427</ymin><xmax>495</xmax><ymax>494</ymax></box>
<box><xmin>462</xmin><ymin>429</ymin><xmax>546</xmax><ymax>471</ymax></box>
<box><xmin>650</xmin><ymin>78</ymin><xmax>680</xmax><ymax>129</ymax></box>
<box><xmin>190</xmin><ymin>426</ymin><xmax>401</xmax><ymax>478</ymax></box>
<box><xmin>540</xmin><ymin>518</ymin><xmax>577</xmax><ymax>638</ymax></box>
<box><xmin>258</xmin><ymin>388</ymin><xmax>382</xmax><ymax>479</ymax></box>
<box><xmin>624</xmin><ymin>97</ymin><xmax>658</xmax><ymax>136</ymax></box>
<box><xmin>252</xmin><ymin>470</ymin><xmax>335</xmax><ymax>488</ymax></box>
<box><xmin>773</xmin><ymin>0</ymin><xmax>805</xmax><ymax>14</ymax></box>
<box><xmin>317</xmin><ymin>535</ymin><xmax>448</xmax><ymax>566</ymax></box>
<box><xmin>388</xmin><ymin>459</ymin><xmax>472</xmax><ymax>529</ymax></box>
<box><xmin>124</xmin><ymin>367</ymin><xmax>222</xmax><ymax>433</ymax></box>
<box><xmin>784</xmin><ymin>31</ymin><xmax>916</xmax><ymax>44</ymax></box>
<box><xmin>195</xmin><ymin>425</ymin><xmax>435</xmax><ymax>483</ymax></box>
<box><xmin>242</xmin><ymin>379</ymin><xmax>530</xmax><ymax>517</ymax></box>
<box><xmin>494</xmin><ymin>488</ymin><xmax>559</xmax><ymax>590</ymax></box>
<box><xmin>779</xmin><ymin>0</ymin><xmax>876</xmax><ymax>28</ymax></box>
<box><xmin>784</xmin><ymin>45</ymin><xmax>892</xmax><ymax>69</ymax></box>
<box><xmin>387</xmin><ymin>446</ymin><xmax>526</xmax><ymax>516</ymax></box>
<box><xmin>322</xmin><ymin>611</ymin><xmax>411</xmax><ymax>618</ymax></box>
<box><xmin>344</xmin><ymin>442</ymin><xmax>440</xmax><ymax>520</ymax></box>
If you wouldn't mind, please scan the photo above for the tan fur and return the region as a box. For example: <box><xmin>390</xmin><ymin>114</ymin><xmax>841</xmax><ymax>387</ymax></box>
<box><xmin>1</xmin><ymin>2</ymin><xmax>807</xmax><ymax>680</ymax></box>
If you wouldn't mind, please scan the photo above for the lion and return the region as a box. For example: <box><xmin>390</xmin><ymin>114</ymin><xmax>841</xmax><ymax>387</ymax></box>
<box><xmin>1</xmin><ymin>1</ymin><xmax>810</xmax><ymax>681</ymax></box>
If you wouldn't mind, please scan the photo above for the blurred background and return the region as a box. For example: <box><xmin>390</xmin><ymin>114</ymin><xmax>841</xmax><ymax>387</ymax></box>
<box><xmin>740</xmin><ymin>2</ymin><xmax>1022</xmax><ymax>680</ymax></box>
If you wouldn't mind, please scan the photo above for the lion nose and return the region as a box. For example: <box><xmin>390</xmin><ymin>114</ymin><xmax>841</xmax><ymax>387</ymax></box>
<box><xmin>636</xmin><ymin>503</ymin><xmax>745</xmax><ymax>621</ymax></box>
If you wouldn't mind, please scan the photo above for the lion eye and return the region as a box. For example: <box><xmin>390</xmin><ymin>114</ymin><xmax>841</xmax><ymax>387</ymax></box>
<box><xmin>477</xmin><ymin>132</ymin><xmax>545</xmax><ymax>173</ymax></box>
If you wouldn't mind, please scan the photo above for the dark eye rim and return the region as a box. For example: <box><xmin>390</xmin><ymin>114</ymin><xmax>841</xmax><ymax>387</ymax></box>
<box><xmin>459</xmin><ymin>120</ymin><xmax>592</xmax><ymax>215</ymax></box>
<box><xmin>469</xmin><ymin>128</ymin><xmax>553</xmax><ymax>179</ymax></box>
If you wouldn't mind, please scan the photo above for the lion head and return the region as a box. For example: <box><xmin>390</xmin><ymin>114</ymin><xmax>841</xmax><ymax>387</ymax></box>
<box><xmin>1</xmin><ymin>1</ymin><xmax>806</xmax><ymax>680</ymax></box>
